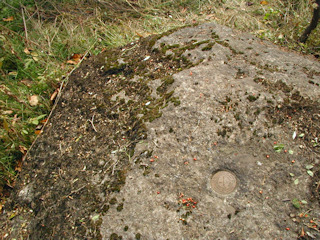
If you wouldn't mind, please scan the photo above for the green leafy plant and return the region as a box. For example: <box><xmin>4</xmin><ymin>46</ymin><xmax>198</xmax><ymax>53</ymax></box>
<box><xmin>311</xmin><ymin>137</ymin><xmax>319</xmax><ymax>147</ymax></box>
<box><xmin>292</xmin><ymin>198</ymin><xmax>308</xmax><ymax>209</ymax></box>
<box><xmin>306</xmin><ymin>164</ymin><xmax>314</xmax><ymax>177</ymax></box>
<box><xmin>273</xmin><ymin>143</ymin><xmax>285</xmax><ymax>153</ymax></box>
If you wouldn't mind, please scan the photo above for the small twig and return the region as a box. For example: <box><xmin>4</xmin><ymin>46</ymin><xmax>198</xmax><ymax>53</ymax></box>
<box><xmin>105</xmin><ymin>162</ymin><xmax>114</xmax><ymax>173</ymax></box>
<box><xmin>112</xmin><ymin>160</ymin><xmax>118</xmax><ymax>175</ymax></box>
<box><xmin>303</xmin><ymin>209</ymin><xmax>313</xmax><ymax>215</ymax></box>
<box><xmin>59</xmin><ymin>143</ymin><xmax>63</xmax><ymax>155</ymax></box>
<box><xmin>88</xmin><ymin>114</ymin><xmax>98</xmax><ymax>132</ymax></box>
<box><xmin>68</xmin><ymin>185</ymin><xmax>86</xmax><ymax>197</ymax></box>
<box><xmin>103</xmin><ymin>159</ymin><xmax>111</xmax><ymax>169</ymax></box>
<box><xmin>124</xmin><ymin>148</ymin><xmax>132</xmax><ymax>163</ymax></box>
<box><xmin>303</xmin><ymin>223</ymin><xmax>320</xmax><ymax>233</ymax></box>
<box><xmin>21</xmin><ymin>6</ymin><xmax>29</xmax><ymax>44</ymax></box>
<box><xmin>153</xmin><ymin>140</ymin><xmax>159</xmax><ymax>147</ymax></box>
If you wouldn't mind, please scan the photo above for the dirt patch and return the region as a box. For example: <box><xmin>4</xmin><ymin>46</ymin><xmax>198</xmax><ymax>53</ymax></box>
<box><xmin>1</xmin><ymin>22</ymin><xmax>320</xmax><ymax>239</ymax></box>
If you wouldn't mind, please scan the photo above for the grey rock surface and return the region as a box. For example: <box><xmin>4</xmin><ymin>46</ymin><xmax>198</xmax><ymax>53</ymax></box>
<box><xmin>101</xmin><ymin>23</ymin><xmax>320</xmax><ymax>239</ymax></box>
<box><xmin>2</xmin><ymin>22</ymin><xmax>320</xmax><ymax>240</ymax></box>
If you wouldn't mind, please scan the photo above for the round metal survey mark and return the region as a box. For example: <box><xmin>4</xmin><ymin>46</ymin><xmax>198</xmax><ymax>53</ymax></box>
<box><xmin>211</xmin><ymin>170</ymin><xmax>237</xmax><ymax>195</ymax></box>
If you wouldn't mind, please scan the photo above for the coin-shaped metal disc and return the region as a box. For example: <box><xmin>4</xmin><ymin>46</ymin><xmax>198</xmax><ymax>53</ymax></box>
<box><xmin>211</xmin><ymin>170</ymin><xmax>237</xmax><ymax>195</ymax></box>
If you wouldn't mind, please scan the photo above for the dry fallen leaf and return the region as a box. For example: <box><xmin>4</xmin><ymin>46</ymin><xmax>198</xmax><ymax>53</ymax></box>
<box><xmin>135</xmin><ymin>32</ymin><xmax>144</xmax><ymax>38</ymax></box>
<box><xmin>66</xmin><ymin>60</ymin><xmax>78</xmax><ymax>65</ymax></box>
<box><xmin>40</xmin><ymin>118</ymin><xmax>47</xmax><ymax>124</ymax></box>
<box><xmin>28</xmin><ymin>95</ymin><xmax>39</xmax><ymax>106</ymax></box>
<box><xmin>71</xmin><ymin>54</ymin><xmax>80</xmax><ymax>59</ymax></box>
<box><xmin>24</xmin><ymin>48</ymin><xmax>31</xmax><ymax>55</ymax></box>
<box><xmin>260</xmin><ymin>1</ymin><xmax>268</xmax><ymax>5</ymax></box>
<box><xmin>21</xmin><ymin>79</ymin><xmax>33</xmax><ymax>87</ymax></box>
<box><xmin>16</xmin><ymin>146</ymin><xmax>27</xmax><ymax>171</ymax></box>
<box><xmin>30</xmin><ymin>51</ymin><xmax>39</xmax><ymax>61</ymax></box>
<box><xmin>2</xmin><ymin>110</ymin><xmax>13</xmax><ymax>115</ymax></box>
<box><xmin>50</xmin><ymin>88</ymin><xmax>59</xmax><ymax>101</ymax></box>
<box><xmin>19</xmin><ymin>145</ymin><xmax>28</xmax><ymax>154</ymax></box>
<box><xmin>30</xmin><ymin>52</ymin><xmax>38</xmax><ymax>57</ymax></box>
<box><xmin>15</xmin><ymin>159</ymin><xmax>23</xmax><ymax>172</ymax></box>
<box><xmin>100</xmin><ymin>48</ymin><xmax>107</xmax><ymax>53</ymax></box>
<box><xmin>67</xmin><ymin>53</ymin><xmax>83</xmax><ymax>65</ymax></box>
<box><xmin>3</xmin><ymin>16</ymin><xmax>14</xmax><ymax>22</ymax></box>
<box><xmin>71</xmin><ymin>53</ymin><xmax>81</xmax><ymax>61</ymax></box>
<box><xmin>8</xmin><ymin>71</ymin><xmax>17</xmax><ymax>76</ymax></box>
<box><xmin>35</xmin><ymin>127</ymin><xmax>42</xmax><ymax>135</ymax></box>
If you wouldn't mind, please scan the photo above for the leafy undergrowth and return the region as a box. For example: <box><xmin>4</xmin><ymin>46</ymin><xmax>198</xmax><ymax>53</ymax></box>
<box><xmin>0</xmin><ymin>0</ymin><xmax>319</xmax><ymax>204</ymax></box>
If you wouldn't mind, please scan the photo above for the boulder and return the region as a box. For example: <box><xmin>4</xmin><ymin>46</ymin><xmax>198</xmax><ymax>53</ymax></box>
<box><xmin>2</xmin><ymin>22</ymin><xmax>320</xmax><ymax>239</ymax></box>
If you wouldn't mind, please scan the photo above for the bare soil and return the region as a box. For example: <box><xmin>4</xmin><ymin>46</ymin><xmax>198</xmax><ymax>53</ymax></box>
<box><xmin>1</xmin><ymin>22</ymin><xmax>320</xmax><ymax>240</ymax></box>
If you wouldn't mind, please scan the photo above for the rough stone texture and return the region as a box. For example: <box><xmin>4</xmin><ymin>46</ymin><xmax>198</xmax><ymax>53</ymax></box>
<box><xmin>101</xmin><ymin>23</ymin><xmax>320</xmax><ymax>240</ymax></box>
<box><xmin>2</xmin><ymin>22</ymin><xmax>320</xmax><ymax>239</ymax></box>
